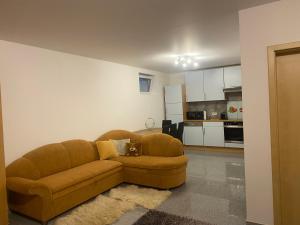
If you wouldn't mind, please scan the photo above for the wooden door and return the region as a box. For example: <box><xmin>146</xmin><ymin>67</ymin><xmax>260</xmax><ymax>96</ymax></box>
<box><xmin>203</xmin><ymin>68</ymin><xmax>225</xmax><ymax>101</ymax></box>
<box><xmin>268</xmin><ymin>43</ymin><xmax>300</xmax><ymax>225</ymax></box>
<box><xmin>0</xmin><ymin>90</ymin><xmax>8</xmax><ymax>225</ymax></box>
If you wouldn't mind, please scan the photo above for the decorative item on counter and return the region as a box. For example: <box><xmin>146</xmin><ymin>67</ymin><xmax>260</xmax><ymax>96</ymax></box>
<box><xmin>210</xmin><ymin>111</ymin><xmax>218</xmax><ymax>119</ymax></box>
<box><xmin>220</xmin><ymin>112</ymin><xmax>227</xmax><ymax>120</ymax></box>
<box><xmin>145</xmin><ymin>118</ymin><xmax>155</xmax><ymax>130</ymax></box>
<box><xmin>228</xmin><ymin>106</ymin><xmax>238</xmax><ymax>113</ymax></box>
<box><xmin>227</xmin><ymin>101</ymin><xmax>242</xmax><ymax>120</ymax></box>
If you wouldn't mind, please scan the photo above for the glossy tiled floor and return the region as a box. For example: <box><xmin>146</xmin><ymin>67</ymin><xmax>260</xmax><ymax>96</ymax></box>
<box><xmin>157</xmin><ymin>150</ymin><xmax>246</xmax><ymax>225</ymax></box>
<box><xmin>9</xmin><ymin>150</ymin><xmax>246</xmax><ymax>225</ymax></box>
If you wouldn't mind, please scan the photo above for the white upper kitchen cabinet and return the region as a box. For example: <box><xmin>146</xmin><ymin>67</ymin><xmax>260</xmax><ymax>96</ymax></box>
<box><xmin>185</xmin><ymin>71</ymin><xmax>204</xmax><ymax>102</ymax></box>
<box><xmin>164</xmin><ymin>85</ymin><xmax>182</xmax><ymax>103</ymax></box>
<box><xmin>203</xmin><ymin>68</ymin><xmax>225</xmax><ymax>101</ymax></box>
<box><xmin>184</xmin><ymin>126</ymin><xmax>204</xmax><ymax>146</ymax></box>
<box><xmin>224</xmin><ymin>65</ymin><xmax>242</xmax><ymax>88</ymax></box>
<box><xmin>203</xmin><ymin>122</ymin><xmax>225</xmax><ymax>147</ymax></box>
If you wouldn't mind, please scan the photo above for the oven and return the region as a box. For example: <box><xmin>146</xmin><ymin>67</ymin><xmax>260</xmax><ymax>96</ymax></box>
<box><xmin>224</xmin><ymin>122</ymin><xmax>244</xmax><ymax>148</ymax></box>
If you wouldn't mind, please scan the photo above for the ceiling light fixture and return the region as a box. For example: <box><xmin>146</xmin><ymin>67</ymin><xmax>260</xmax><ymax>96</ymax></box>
<box><xmin>174</xmin><ymin>55</ymin><xmax>200</xmax><ymax>69</ymax></box>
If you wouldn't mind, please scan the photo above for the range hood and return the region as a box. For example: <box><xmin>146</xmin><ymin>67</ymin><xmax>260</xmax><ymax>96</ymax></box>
<box><xmin>223</xmin><ymin>86</ymin><xmax>242</xmax><ymax>93</ymax></box>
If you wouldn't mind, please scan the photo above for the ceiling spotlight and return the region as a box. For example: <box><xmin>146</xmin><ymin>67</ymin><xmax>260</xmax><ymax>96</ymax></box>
<box><xmin>174</xmin><ymin>55</ymin><xmax>202</xmax><ymax>68</ymax></box>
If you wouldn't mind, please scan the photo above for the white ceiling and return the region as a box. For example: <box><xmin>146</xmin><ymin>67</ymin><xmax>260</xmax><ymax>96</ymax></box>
<box><xmin>0</xmin><ymin>0</ymin><xmax>277</xmax><ymax>73</ymax></box>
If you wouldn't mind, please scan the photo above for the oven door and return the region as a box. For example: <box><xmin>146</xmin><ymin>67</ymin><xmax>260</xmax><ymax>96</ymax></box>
<box><xmin>224</xmin><ymin>125</ymin><xmax>244</xmax><ymax>143</ymax></box>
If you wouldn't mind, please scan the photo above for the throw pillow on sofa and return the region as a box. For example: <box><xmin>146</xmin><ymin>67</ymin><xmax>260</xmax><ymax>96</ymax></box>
<box><xmin>96</xmin><ymin>140</ymin><xmax>119</xmax><ymax>159</ymax></box>
<box><xmin>110</xmin><ymin>139</ymin><xmax>130</xmax><ymax>155</ymax></box>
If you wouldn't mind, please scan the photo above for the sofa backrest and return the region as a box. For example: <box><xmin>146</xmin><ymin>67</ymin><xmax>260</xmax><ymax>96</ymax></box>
<box><xmin>61</xmin><ymin>140</ymin><xmax>99</xmax><ymax>168</ymax></box>
<box><xmin>96</xmin><ymin>130</ymin><xmax>142</xmax><ymax>143</ymax></box>
<box><xmin>141</xmin><ymin>133</ymin><xmax>183</xmax><ymax>157</ymax></box>
<box><xmin>6</xmin><ymin>140</ymin><xmax>99</xmax><ymax>179</ymax></box>
<box><xmin>6</xmin><ymin>131</ymin><xmax>183</xmax><ymax>179</ymax></box>
<box><xmin>96</xmin><ymin>130</ymin><xmax>183</xmax><ymax>157</ymax></box>
<box><xmin>6</xmin><ymin>157</ymin><xmax>42</xmax><ymax>180</ymax></box>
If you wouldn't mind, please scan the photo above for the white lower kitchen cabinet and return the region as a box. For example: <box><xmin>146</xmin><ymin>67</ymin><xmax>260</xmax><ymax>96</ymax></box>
<box><xmin>183</xmin><ymin>126</ymin><xmax>204</xmax><ymax>146</ymax></box>
<box><xmin>203</xmin><ymin>122</ymin><xmax>225</xmax><ymax>147</ymax></box>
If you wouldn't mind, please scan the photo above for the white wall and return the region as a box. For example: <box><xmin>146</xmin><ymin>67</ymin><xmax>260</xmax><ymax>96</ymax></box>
<box><xmin>239</xmin><ymin>0</ymin><xmax>300</xmax><ymax>224</ymax></box>
<box><xmin>167</xmin><ymin>73</ymin><xmax>185</xmax><ymax>85</ymax></box>
<box><xmin>0</xmin><ymin>40</ymin><xmax>168</xmax><ymax>165</ymax></box>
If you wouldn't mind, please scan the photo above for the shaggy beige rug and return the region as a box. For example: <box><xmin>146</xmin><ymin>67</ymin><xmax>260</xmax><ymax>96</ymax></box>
<box><xmin>109</xmin><ymin>185</ymin><xmax>172</xmax><ymax>209</ymax></box>
<box><xmin>54</xmin><ymin>195</ymin><xmax>135</xmax><ymax>225</ymax></box>
<box><xmin>53</xmin><ymin>185</ymin><xmax>171</xmax><ymax>225</ymax></box>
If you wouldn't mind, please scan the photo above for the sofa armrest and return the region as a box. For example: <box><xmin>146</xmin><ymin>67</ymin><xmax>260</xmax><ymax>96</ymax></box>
<box><xmin>167</xmin><ymin>138</ymin><xmax>184</xmax><ymax>156</ymax></box>
<box><xmin>6</xmin><ymin>177</ymin><xmax>52</xmax><ymax>198</ymax></box>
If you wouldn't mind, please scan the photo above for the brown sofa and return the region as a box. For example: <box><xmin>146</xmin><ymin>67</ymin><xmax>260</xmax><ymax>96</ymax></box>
<box><xmin>6</xmin><ymin>130</ymin><xmax>188</xmax><ymax>224</ymax></box>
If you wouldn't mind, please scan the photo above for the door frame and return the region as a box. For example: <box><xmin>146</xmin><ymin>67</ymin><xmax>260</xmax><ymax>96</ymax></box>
<box><xmin>0</xmin><ymin>88</ymin><xmax>8</xmax><ymax>225</ymax></box>
<box><xmin>268</xmin><ymin>41</ymin><xmax>300</xmax><ymax>225</ymax></box>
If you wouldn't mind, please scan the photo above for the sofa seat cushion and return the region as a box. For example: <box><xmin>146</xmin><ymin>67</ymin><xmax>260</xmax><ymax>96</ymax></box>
<box><xmin>39</xmin><ymin>160</ymin><xmax>122</xmax><ymax>193</ymax></box>
<box><xmin>111</xmin><ymin>155</ymin><xmax>188</xmax><ymax>170</ymax></box>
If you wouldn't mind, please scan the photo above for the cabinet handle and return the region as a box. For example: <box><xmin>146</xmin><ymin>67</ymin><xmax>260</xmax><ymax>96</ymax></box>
<box><xmin>203</xmin><ymin>128</ymin><xmax>205</xmax><ymax>136</ymax></box>
<box><xmin>204</xmin><ymin>93</ymin><xmax>206</xmax><ymax>100</ymax></box>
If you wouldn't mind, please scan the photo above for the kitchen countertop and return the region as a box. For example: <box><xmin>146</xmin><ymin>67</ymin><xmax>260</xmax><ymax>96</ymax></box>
<box><xmin>184</xmin><ymin>119</ymin><xmax>243</xmax><ymax>122</ymax></box>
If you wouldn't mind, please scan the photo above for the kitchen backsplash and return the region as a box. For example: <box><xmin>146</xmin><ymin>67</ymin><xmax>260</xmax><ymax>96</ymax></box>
<box><xmin>227</xmin><ymin>100</ymin><xmax>243</xmax><ymax>120</ymax></box>
<box><xmin>188</xmin><ymin>100</ymin><xmax>243</xmax><ymax>120</ymax></box>
<box><xmin>188</xmin><ymin>101</ymin><xmax>227</xmax><ymax>119</ymax></box>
